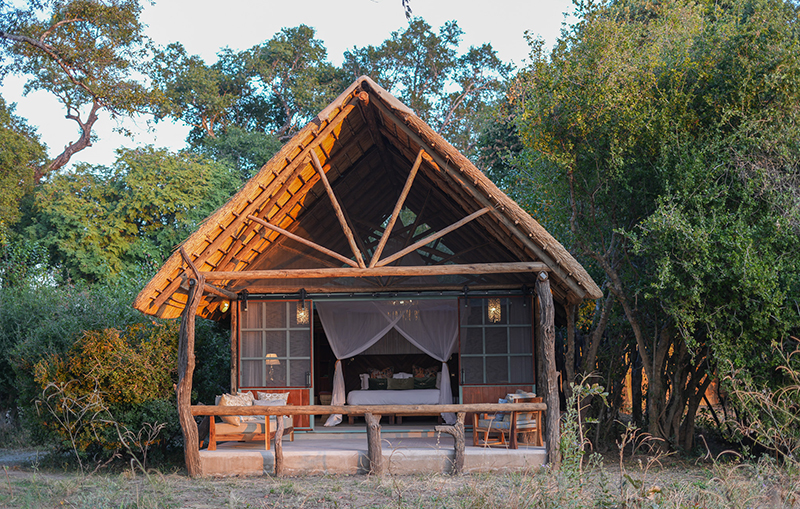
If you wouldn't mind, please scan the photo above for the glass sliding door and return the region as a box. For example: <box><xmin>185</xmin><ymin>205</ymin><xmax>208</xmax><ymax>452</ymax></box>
<box><xmin>239</xmin><ymin>300</ymin><xmax>313</xmax><ymax>427</ymax></box>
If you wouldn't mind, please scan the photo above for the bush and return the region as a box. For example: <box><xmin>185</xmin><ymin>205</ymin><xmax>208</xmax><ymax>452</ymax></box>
<box><xmin>31</xmin><ymin>322</ymin><xmax>181</xmax><ymax>464</ymax></box>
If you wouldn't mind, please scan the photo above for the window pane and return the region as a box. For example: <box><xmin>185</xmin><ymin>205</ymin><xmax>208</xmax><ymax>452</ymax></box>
<box><xmin>508</xmin><ymin>297</ymin><xmax>532</xmax><ymax>325</ymax></box>
<box><xmin>289</xmin><ymin>330</ymin><xmax>311</xmax><ymax>357</ymax></box>
<box><xmin>485</xmin><ymin>328</ymin><xmax>508</xmax><ymax>354</ymax></box>
<box><xmin>241</xmin><ymin>331</ymin><xmax>262</xmax><ymax>357</ymax></box>
<box><xmin>264</xmin><ymin>302</ymin><xmax>286</xmax><ymax>328</ymax></box>
<box><xmin>509</xmin><ymin>327</ymin><xmax>532</xmax><ymax>354</ymax></box>
<box><xmin>462</xmin><ymin>300</ymin><xmax>484</xmax><ymax>326</ymax></box>
<box><xmin>462</xmin><ymin>357</ymin><xmax>483</xmax><ymax>384</ymax></box>
<box><xmin>264</xmin><ymin>331</ymin><xmax>286</xmax><ymax>356</ymax></box>
<box><xmin>264</xmin><ymin>362</ymin><xmax>286</xmax><ymax>387</ymax></box>
<box><xmin>510</xmin><ymin>356</ymin><xmax>534</xmax><ymax>383</ymax></box>
<box><xmin>241</xmin><ymin>360</ymin><xmax>262</xmax><ymax>387</ymax></box>
<box><xmin>241</xmin><ymin>302</ymin><xmax>262</xmax><ymax>329</ymax></box>
<box><xmin>289</xmin><ymin>359</ymin><xmax>311</xmax><ymax>386</ymax></box>
<box><xmin>486</xmin><ymin>357</ymin><xmax>509</xmax><ymax>384</ymax></box>
<box><xmin>462</xmin><ymin>328</ymin><xmax>483</xmax><ymax>354</ymax></box>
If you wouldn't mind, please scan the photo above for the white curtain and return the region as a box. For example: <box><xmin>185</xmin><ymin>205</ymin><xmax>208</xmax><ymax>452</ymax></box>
<box><xmin>316</xmin><ymin>301</ymin><xmax>401</xmax><ymax>426</ymax></box>
<box><xmin>316</xmin><ymin>299</ymin><xmax>459</xmax><ymax>426</ymax></box>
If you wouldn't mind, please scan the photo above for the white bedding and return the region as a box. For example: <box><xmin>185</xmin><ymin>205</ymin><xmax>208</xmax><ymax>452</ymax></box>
<box><xmin>347</xmin><ymin>389</ymin><xmax>442</xmax><ymax>406</ymax></box>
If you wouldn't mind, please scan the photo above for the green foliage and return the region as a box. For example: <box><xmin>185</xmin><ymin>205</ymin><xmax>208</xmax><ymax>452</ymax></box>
<box><xmin>31</xmin><ymin>321</ymin><xmax>180</xmax><ymax>463</ymax></box>
<box><xmin>0</xmin><ymin>96</ymin><xmax>45</xmax><ymax>227</ymax></box>
<box><xmin>191</xmin><ymin>126</ymin><xmax>282</xmax><ymax>180</ymax></box>
<box><xmin>246</xmin><ymin>24</ymin><xmax>346</xmax><ymax>140</ymax></box>
<box><xmin>514</xmin><ymin>0</ymin><xmax>800</xmax><ymax>447</ymax></box>
<box><xmin>1</xmin><ymin>277</ymin><xmax>147</xmax><ymax>413</ymax></box>
<box><xmin>343</xmin><ymin>18</ymin><xmax>512</xmax><ymax>157</ymax></box>
<box><xmin>27</xmin><ymin>147</ymin><xmax>241</xmax><ymax>282</ymax></box>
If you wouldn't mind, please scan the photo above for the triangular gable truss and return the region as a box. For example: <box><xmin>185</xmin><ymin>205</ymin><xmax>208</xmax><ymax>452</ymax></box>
<box><xmin>134</xmin><ymin>77</ymin><xmax>602</xmax><ymax>319</ymax></box>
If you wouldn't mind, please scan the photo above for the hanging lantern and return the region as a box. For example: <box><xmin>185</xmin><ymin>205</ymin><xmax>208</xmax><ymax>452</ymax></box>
<box><xmin>296</xmin><ymin>301</ymin><xmax>309</xmax><ymax>324</ymax></box>
<box><xmin>487</xmin><ymin>298</ymin><xmax>502</xmax><ymax>323</ymax></box>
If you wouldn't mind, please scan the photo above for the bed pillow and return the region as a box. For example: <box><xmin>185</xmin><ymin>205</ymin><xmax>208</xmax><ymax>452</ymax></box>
<box><xmin>256</xmin><ymin>392</ymin><xmax>290</xmax><ymax>404</ymax></box>
<box><xmin>253</xmin><ymin>399</ymin><xmax>286</xmax><ymax>407</ymax></box>
<box><xmin>412</xmin><ymin>365</ymin><xmax>438</xmax><ymax>378</ymax></box>
<box><xmin>218</xmin><ymin>393</ymin><xmax>253</xmax><ymax>426</ymax></box>
<box><xmin>392</xmin><ymin>372</ymin><xmax>413</xmax><ymax>379</ymax></box>
<box><xmin>369</xmin><ymin>367</ymin><xmax>393</xmax><ymax>379</ymax></box>
<box><xmin>368</xmin><ymin>377</ymin><xmax>388</xmax><ymax>390</ymax></box>
<box><xmin>387</xmin><ymin>377</ymin><xmax>414</xmax><ymax>390</ymax></box>
<box><xmin>360</xmin><ymin>373</ymin><xmax>370</xmax><ymax>390</ymax></box>
<box><xmin>413</xmin><ymin>376</ymin><xmax>436</xmax><ymax>390</ymax></box>
<box><xmin>436</xmin><ymin>371</ymin><xmax>442</xmax><ymax>389</ymax></box>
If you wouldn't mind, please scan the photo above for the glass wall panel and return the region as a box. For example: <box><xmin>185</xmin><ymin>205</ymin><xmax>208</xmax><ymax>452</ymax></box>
<box><xmin>240</xmin><ymin>300</ymin><xmax>311</xmax><ymax>388</ymax></box>
<box><xmin>460</xmin><ymin>296</ymin><xmax>533</xmax><ymax>385</ymax></box>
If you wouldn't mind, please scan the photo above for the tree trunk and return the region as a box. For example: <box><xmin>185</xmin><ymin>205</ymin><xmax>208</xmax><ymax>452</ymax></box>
<box><xmin>537</xmin><ymin>272</ymin><xmax>561</xmax><ymax>468</ymax></box>
<box><xmin>178</xmin><ymin>276</ymin><xmax>205</xmax><ymax>477</ymax></box>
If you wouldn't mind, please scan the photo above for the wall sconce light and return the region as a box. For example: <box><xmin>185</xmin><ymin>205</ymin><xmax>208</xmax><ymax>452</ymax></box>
<box><xmin>219</xmin><ymin>300</ymin><xmax>230</xmax><ymax>313</ymax></box>
<box><xmin>296</xmin><ymin>288</ymin><xmax>309</xmax><ymax>324</ymax></box>
<box><xmin>488</xmin><ymin>297</ymin><xmax>502</xmax><ymax>323</ymax></box>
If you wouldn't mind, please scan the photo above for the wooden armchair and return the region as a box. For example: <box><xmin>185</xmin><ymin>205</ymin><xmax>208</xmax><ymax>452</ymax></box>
<box><xmin>472</xmin><ymin>393</ymin><xmax>543</xmax><ymax>449</ymax></box>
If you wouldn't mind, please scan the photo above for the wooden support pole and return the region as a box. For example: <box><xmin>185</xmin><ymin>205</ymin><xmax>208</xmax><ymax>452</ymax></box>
<box><xmin>369</xmin><ymin>148</ymin><xmax>425</xmax><ymax>267</ymax></box>
<box><xmin>435</xmin><ymin>412</ymin><xmax>466</xmax><ymax>474</ymax></box>
<box><xmin>177</xmin><ymin>248</ymin><xmax>204</xmax><ymax>477</ymax></box>
<box><xmin>365</xmin><ymin>412</ymin><xmax>383</xmax><ymax>476</ymax></box>
<box><xmin>375</xmin><ymin>207</ymin><xmax>492</xmax><ymax>267</ymax></box>
<box><xmin>275</xmin><ymin>415</ymin><xmax>285</xmax><ymax>477</ymax></box>
<box><xmin>246</xmin><ymin>214</ymin><xmax>359</xmax><ymax>268</ymax></box>
<box><xmin>230</xmin><ymin>303</ymin><xmax>238</xmax><ymax>393</ymax></box>
<box><xmin>309</xmin><ymin>150</ymin><xmax>366</xmax><ymax>268</ymax></box>
<box><xmin>536</xmin><ymin>271</ymin><xmax>561</xmax><ymax>468</ymax></box>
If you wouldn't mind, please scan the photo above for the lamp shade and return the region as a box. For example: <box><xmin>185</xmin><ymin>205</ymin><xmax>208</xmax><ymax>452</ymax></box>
<box><xmin>265</xmin><ymin>353</ymin><xmax>280</xmax><ymax>365</ymax></box>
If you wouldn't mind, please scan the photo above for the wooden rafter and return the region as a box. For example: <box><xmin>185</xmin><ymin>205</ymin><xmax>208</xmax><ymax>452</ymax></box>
<box><xmin>371</xmin><ymin>97</ymin><xmax>588</xmax><ymax>300</ymax></box>
<box><xmin>246</xmin><ymin>215</ymin><xmax>358</xmax><ymax>268</ymax></box>
<box><xmin>375</xmin><ymin>207</ymin><xmax>492</xmax><ymax>268</ymax></box>
<box><xmin>147</xmin><ymin>99</ymin><xmax>359</xmax><ymax>312</ymax></box>
<box><xmin>201</xmin><ymin>261</ymin><xmax>549</xmax><ymax>281</ymax></box>
<box><xmin>369</xmin><ymin>148</ymin><xmax>425</xmax><ymax>268</ymax></box>
<box><xmin>309</xmin><ymin>150</ymin><xmax>366</xmax><ymax>268</ymax></box>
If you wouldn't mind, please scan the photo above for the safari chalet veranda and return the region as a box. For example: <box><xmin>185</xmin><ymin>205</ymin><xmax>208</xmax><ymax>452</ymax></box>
<box><xmin>134</xmin><ymin>76</ymin><xmax>602</xmax><ymax>477</ymax></box>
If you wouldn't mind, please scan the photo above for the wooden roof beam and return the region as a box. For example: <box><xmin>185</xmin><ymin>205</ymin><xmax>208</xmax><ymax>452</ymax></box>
<box><xmin>375</xmin><ymin>207</ymin><xmax>492</xmax><ymax>267</ymax></box>
<box><xmin>370</xmin><ymin>97</ymin><xmax>589</xmax><ymax>302</ymax></box>
<box><xmin>309</xmin><ymin>150</ymin><xmax>366</xmax><ymax>268</ymax></box>
<box><xmin>202</xmin><ymin>261</ymin><xmax>549</xmax><ymax>281</ymax></box>
<box><xmin>246</xmin><ymin>215</ymin><xmax>359</xmax><ymax>268</ymax></box>
<box><xmin>369</xmin><ymin>148</ymin><xmax>425</xmax><ymax>268</ymax></box>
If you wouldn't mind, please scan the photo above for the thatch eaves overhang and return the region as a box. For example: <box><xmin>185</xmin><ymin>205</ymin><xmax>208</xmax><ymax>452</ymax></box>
<box><xmin>133</xmin><ymin>76</ymin><xmax>602</xmax><ymax>320</ymax></box>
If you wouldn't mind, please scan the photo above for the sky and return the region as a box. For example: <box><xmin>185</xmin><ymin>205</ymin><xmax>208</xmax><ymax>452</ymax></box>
<box><xmin>3</xmin><ymin>0</ymin><xmax>575</xmax><ymax>169</ymax></box>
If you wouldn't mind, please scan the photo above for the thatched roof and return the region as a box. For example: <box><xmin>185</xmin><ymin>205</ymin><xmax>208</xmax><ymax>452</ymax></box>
<box><xmin>133</xmin><ymin>76</ymin><xmax>602</xmax><ymax>320</ymax></box>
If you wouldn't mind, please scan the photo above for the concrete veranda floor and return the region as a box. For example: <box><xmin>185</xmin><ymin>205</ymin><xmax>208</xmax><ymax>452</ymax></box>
<box><xmin>199</xmin><ymin>422</ymin><xmax>547</xmax><ymax>476</ymax></box>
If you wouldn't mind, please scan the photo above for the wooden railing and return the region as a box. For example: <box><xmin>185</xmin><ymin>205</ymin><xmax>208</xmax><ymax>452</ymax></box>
<box><xmin>191</xmin><ymin>403</ymin><xmax>547</xmax><ymax>475</ymax></box>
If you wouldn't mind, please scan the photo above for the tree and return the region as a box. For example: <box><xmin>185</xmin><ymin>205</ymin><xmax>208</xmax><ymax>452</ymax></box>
<box><xmin>27</xmin><ymin>147</ymin><xmax>241</xmax><ymax>281</ymax></box>
<box><xmin>0</xmin><ymin>0</ymin><xmax>157</xmax><ymax>178</ymax></box>
<box><xmin>0</xmin><ymin>96</ymin><xmax>45</xmax><ymax>228</ymax></box>
<box><xmin>246</xmin><ymin>25</ymin><xmax>346</xmax><ymax>140</ymax></box>
<box><xmin>516</xmin><ymin>0</ymin><xmax>800</xmax><ymax>450</ymax></box>
<box><xmin>344</xmin><ymin>19</ymin><xmax>512</xmax><ymax>157</ymax></box>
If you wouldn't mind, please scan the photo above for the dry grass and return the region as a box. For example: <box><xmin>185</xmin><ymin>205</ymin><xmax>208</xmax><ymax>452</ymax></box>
<box><xmin>1</xmin><ymin>454</ymin><xmax>798</xmax><ymax>509</ymax></box>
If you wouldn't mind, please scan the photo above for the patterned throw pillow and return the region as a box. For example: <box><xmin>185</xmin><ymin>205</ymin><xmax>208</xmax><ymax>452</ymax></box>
<box><xmin>369</xmin><ymin>367</ymin><xmax>393</xmax><ymax>379</ymax></box>
<box><xmin>412</xmin><ymin>365</ymin><xmax>438</xmax><ymax>378</ymax></box>
<box><xmin>218</xmin><ymin>393</ymin><xmax>253</xmax><ymax>426</ymax></box>
<box><xmin>256</xmin><ymin>392</ymin><xmax>290</xmax><ymax>404</ymax></box>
